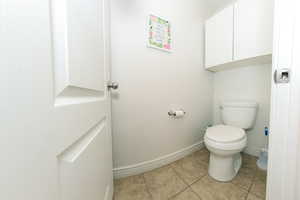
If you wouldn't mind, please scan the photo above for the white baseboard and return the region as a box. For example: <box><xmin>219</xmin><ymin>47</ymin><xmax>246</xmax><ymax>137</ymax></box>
<box><xmin>113</xmin><ymin>141</ymin><xmax>205</xmax><ymax>179</ymax></box>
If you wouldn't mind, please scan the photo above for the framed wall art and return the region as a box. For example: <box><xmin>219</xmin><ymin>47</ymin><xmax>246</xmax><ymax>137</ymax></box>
<box><xmin>147</xmin><ymin>14</ymin><xmax>171</xmax><ymax>52</ymax></box>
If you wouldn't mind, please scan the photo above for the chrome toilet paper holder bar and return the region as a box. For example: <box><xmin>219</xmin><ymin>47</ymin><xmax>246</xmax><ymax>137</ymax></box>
<box><xmin>168</xmin><ymin>109</ymin><xmax>186</xmax><ymax>117</ymax></box>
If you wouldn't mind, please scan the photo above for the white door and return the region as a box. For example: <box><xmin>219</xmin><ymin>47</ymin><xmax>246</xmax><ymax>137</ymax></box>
<box><xmin>0</xmin><ymin>0</ymin><xmax>113</xmax><ymax>200</ymax></box>
<box><xmin>267</xmin><ymin>0</ymin><xmax>300</xmax><ymax>199</ymax></box>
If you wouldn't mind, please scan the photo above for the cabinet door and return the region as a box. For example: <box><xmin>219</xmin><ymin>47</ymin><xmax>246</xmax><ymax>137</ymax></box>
<box><xmin>205</xmin><ymin>5</ymin><xmax>234</xmax><ymax>68</ymax></box>
<box><xmin>234</xmin><ymin>0</ymin><xmax>274</xmax><ymax>60</ymax></box>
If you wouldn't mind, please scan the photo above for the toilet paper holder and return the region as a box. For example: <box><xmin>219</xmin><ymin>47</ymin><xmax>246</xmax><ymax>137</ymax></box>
<box><xmin>168</xmin><ymin>109</ymin><xmax>186</xmax><ymax>117</ymax></box>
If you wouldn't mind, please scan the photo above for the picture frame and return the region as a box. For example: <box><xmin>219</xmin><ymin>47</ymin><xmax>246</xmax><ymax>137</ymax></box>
<box><xmin>147</xmin><ymin>14</ymin><xmax>172</xmax><ymax>52</ymax></box>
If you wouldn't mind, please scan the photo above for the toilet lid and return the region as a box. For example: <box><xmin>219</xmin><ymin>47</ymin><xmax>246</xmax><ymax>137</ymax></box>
<box><xmin>205</xmin><ymin>125</ymin><xmax>246</xmax><ymax>143</ymax></box>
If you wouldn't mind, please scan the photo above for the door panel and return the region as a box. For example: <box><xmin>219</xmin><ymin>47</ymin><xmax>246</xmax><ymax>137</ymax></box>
<box><xmin>0</xmin><ymin>0</ymin><xmax>113</xmax><ymax>200</ymax></box>
<box><xmin>52</xmin><ymin>0</ymin><xmax>106</xmax><ymax>104</ymax></box>
<box><xmin>66</xmin><ymin>0</ymin><xmax>105</xmax><ymax>91</ymax></box>
<box><xmin>58</xmin><ymin>119</ymin><xmax>111</xmax><ymax>200</ymax></box>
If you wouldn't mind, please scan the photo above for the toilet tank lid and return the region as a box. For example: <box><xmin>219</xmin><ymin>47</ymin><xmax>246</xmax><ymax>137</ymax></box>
<box><xmin>222</xmin><ymin>101</ymin><xmax>258</xmax><ymax>108</ymax></box>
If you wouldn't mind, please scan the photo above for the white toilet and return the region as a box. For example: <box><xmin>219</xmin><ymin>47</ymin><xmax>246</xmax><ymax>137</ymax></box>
<box><xmin>204</xmin><ymin>101</ymin><xmax>258</xmax><ymax>182</ymax></box>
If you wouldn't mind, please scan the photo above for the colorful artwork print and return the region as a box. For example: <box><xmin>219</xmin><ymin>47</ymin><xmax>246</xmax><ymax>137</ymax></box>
<box><xmin>148</xmin><ymin>14</ymin><xmax>171</xmax><ymax>52</ymax></box>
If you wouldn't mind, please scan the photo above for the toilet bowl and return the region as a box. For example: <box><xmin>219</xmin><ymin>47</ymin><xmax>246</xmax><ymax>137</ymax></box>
<box><xmin>204</xmin><ymin>101</ymin><xmax>258</xmax><ymax>182</ymax></box>
<box><xmin>204</xmin><ymin>125</ymin><xmax>247</xmax><ymax>181</ymax></box>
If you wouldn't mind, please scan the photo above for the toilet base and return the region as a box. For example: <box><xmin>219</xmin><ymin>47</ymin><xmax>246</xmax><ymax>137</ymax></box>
<box><xmin>208</xmin><ymin>152</ymin><xmax>242</xmax><ymax>182</ymax></box>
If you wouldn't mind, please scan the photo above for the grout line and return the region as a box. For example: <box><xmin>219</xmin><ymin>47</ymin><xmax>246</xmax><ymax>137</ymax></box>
<box><xmin>167</xmin><ymin>187</ymin><xmax>190</xmax><ymax>200</ymax></box>
<box><xmin>169</xmin><ymin>164</ymin><xmax>190</xmax><ymax>186</ymax></box>
<box><xmin>169</xmin><ymin>167</ymin><xmax>190</xmax><ymax>194</ymax></box>
<box><xmin>189</xmin><ymin>176</ymin><xmax>208</xmax><ymax>200</ymax></box>
<box><xmin>190</xmin><ymin>186</ymin><xmax>204</xmax><ymax>200</ymax></box>
<box><xmin>248</xmin><ymin>169</ymin><xmax>267</xmax><ymax>199</ymax></box>
<box><xmin>168</xmin><ymin>153</ymin><xmax>208</xmax><ymax>200</ymax></box>
<box><xmin>248</xmin><ymin>166</ymin><xmax>258</xmax><ymax>192</ymax></box>
<box><xmin>189</xmin><ymin>174</ymin><xmax>208</xmax><ymax>188</ymax></box>
<box><xmin>168</xmin><ymin>185</ymin><xmax>189</xmax><ymax>200</ymax></box>
<box><xmin>190</xmin><ymin>187</ymin><xmax>202</xmax><ymax>200</ymax></box>
<box><xmin>245</xmin><ymin>191</ymin><xmax>250</xmax><ymax>200</ymax></box>
<box><xmin>157</xmin><ymin>164</ymin><xmax>191</xmax><ymax>198</ymax></box>
<box><xmin>169</xmin><ymin>158</ymin><xmax>208</xmax><ymax>187</ymax></box>
<box><xmin>229</xmin><ymin>167</ymin><xmax>255</xmax><ymax>192</ymax></box>
<box><xmin>189</xmin><ymin>173</ymin><xmax>208</xmax><ymax>186</ymax></box>
<box><xmin>142</xmin><ymin>173</ymin><xmax>154</xmax><ymax>200</ymax></box>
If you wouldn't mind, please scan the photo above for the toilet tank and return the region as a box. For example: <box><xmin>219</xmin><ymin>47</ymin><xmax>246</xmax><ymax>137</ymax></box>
<box><xmin>221</xmin><ymin>101</ymin><xmax>258</xmax><ymax>129</ymax></box>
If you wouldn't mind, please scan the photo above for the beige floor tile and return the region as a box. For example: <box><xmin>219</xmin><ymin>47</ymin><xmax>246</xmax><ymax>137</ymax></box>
<box><xmin>143</xmin><ymin>165</ymin><xmax>188</xmax><ymax>200</ymax></box>
<box><xmin>191</xmin><ymin>175</ymin><xmax>248</xmax><ymax>200</ymax></box>
<box><xmin>114</xmin><ymin>175</ymin><xmax>152</xmax><ymax>200</ymax></box>
<box><xmin>255</xmin><ymin>169</ymin><xmax>267</xmax><ymax>182</ymax></box>
<box><xmin>232</xmin><ymin>167</ymin><xmax>256</xmax><ymax>191</ymax></box>
<box><xmin>171</xmin><ymin>154</ymin><xmax>208</xmax><ymax>185</ymax></box>
<box><xmin>242</xmin><ymin>154</ymin><xmax>258</xmax><ymax>170</ymax></box>
<box><xmin>169</xmin><ymin>188</ymin><xmax>201</xmax><ymax>200</ymax></box>
<box><xmin>247</xmin><ymin>193</ymin><xmax>264</xmax><ymax>200</ymax></box>
<box><xmin>113</xmin><ymin>152</ymin><xmax>266</xmax><ymax>200</ymax></box>
<box><xmin>191</xmin><ymin>148</ymin><xmax>210</xmax><ymax>164</ymax></box>
<box><xmin>250</xmin><ymin>169</ymin><xmax>267</xmax><ymax>198</ymax></box>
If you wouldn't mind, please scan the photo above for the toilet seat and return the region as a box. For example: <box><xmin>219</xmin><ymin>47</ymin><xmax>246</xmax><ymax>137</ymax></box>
<box><xmin>204</xmin><ymin>125</ymin><xmax>247</xmax><ymax>151</ymax></box>
<box><xmin>206</xmin><ymin>125</ymin><xmax>246</xmax><ymax>143</ymax></box>
<box><xmin>205</xmin><ymin>135</ymin><xmax>247</xmax><ymax>151</ymax></box>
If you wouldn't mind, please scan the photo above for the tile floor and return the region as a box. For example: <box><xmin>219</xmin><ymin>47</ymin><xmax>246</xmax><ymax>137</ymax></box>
<box><xmin>113</xmin><ymin>148</ymin><xmax>267</xmax><ymax>200</ymax></box>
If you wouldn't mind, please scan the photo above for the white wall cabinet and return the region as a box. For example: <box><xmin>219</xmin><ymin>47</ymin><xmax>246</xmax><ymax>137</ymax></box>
<box><xmin>205</xmin><ymin>0</ymin><xmax>273</xmax><ymax>71</ymax></box>
<box><xmin>205</xmin><ymin>5</ymin><xmax>234</xmax><ymax>68</ymax></box>
<box><xmin>234</xmin><ymin>0</ymin><xmax>274</xmax><ymax>60</ymax></box>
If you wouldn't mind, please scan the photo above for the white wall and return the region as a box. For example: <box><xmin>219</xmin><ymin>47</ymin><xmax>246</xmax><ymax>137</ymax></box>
<box><xmin>213</xmin><ymin>64</ymin><xmax>272</xmax><ymax>156</ymax></box>
<box><xmin>206</xmin><ymin>0</ymin><xmax>237</xmax><ymax>17</ymax></box>
<box><xmin>110</xmin><ymin>0</ymin><xmax>214</xmax><ymax>169</ymax></box>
